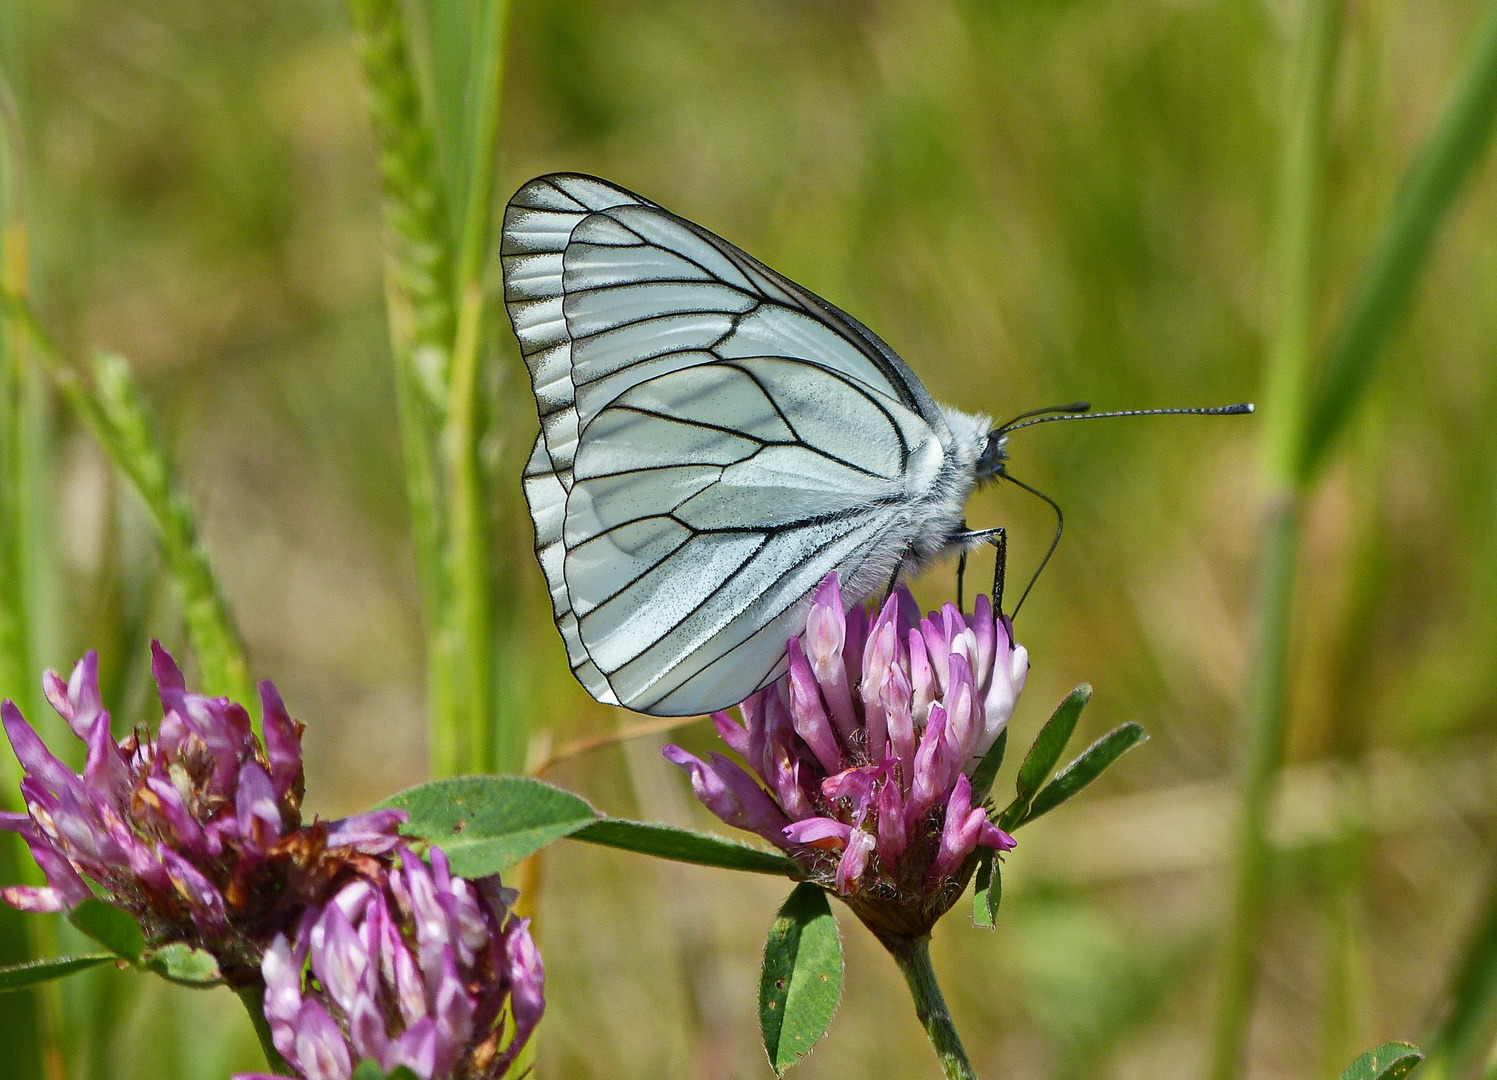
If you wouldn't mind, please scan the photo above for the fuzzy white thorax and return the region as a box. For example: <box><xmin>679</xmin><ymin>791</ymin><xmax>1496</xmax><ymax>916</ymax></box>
<box><xmin>833</xmin><ymin>404</ymin><xmax>994</xmax><ymax>608</ymax></box>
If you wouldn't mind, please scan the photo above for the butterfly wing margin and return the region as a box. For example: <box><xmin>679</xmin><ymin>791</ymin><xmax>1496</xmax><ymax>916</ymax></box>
<box><xmin>522</xmin><ymin>433</ymin><xmax>621</xmax><ymax>706</ymax></box>
<box><xmin>503</xmin><ymin>175</ymin><xmax>652</xmax><ymax>491</ymax></box>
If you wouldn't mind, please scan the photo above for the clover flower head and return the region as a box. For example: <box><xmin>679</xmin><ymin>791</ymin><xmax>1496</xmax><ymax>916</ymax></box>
<box><xmin>665</xmin><ymin>573</ymin><xmax>1028</xmax><ymax>935</ymax></box>
<box><xmin>0</xmin><ymin>645</ymin><xmax>406</xmax><ymax>976</ymax></box>
<box><xmin>237</xmin><ymin>847</ymin><xmax>543</xmax><ymax>1080</ymax></box>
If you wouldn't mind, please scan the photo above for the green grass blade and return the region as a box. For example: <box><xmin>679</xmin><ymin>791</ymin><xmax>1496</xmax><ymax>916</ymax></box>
<box><xmin>0</xmin><ymin>69</ymin><xmax>55</xmax><ymax>1080</ymax></box>
<box><xmin>1214</xmin><ymin>499</ymin><xmax>1305</xmax><ymax>1080</ymax></box>
<box><xmin>0</xmin><ymin>71</ymin><xmax>35</xmax><ymax>727</ymax></box>
<box><xmin>1297</xmin><ymin>0</ymin><xmax>1497</xmax><ymax>481</ymax></box>
<box><xmin>423</xmin><ymin>0</ymin><xmax>476</xmax><ymax>220</ymax></box>
<box><xmin>0</xmin><ymin>297</ymin><xmax>253</xmax><ymax>710</ymax></box>
<box><xmin>389</xmin><ymin>285</ymin><xmax>459</xmax><ymax>778</ymax></box>
<box><xmin>1259</xmin><ymin>0</ymin><xmax>1340</xmax><ymax>491</ymax></box>
<box><xmin>0</xmin><ymin>834</ymin><xmax>45</xmax><ymax>1079</ymax></box>
<box><xmin>453</xmin><ymin>0</ymin><xmax>507</xmax><ymax>300</ymax></box>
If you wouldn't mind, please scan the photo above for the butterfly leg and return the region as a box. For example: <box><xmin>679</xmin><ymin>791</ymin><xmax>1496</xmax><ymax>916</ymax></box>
<box><xmin>954</xmin><ymin>527</ymin><xmax>1007</xmax><ymax>615</ymax></box>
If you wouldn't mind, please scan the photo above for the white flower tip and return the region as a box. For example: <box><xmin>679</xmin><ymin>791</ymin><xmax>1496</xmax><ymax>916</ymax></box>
<box><xmin>1009</xmin><ymin>644</ymin><xmax>1029</xmax><ymax>687</ymax></box>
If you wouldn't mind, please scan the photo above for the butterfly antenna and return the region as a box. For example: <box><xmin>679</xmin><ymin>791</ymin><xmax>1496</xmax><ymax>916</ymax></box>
<box><xmin>993</xmin><ymin>401</ymin><xmax>1092</xmax><ymax>436</ymax></box>
<box><xmin>998</xmin><ymin>472</ymin><xmax>1064</xmax><ymax>619</ymax></box>
<box><xmin>1000</xmin><ymin>402</ymin><xmax>1253</xmax><ymax>436</ymax></box>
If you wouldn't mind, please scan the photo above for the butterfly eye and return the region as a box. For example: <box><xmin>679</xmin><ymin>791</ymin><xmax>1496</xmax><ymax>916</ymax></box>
<box><xmin>975</xmin><ymin>433</ymin><xmax>1008</xmax><ymax>478</ymax></box>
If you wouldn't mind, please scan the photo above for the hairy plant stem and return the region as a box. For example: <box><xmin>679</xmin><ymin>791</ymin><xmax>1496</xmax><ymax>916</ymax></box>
<box><xmin>236</xmin><ymin>983</ymin><xmax>294</xmax><ymax>1077</ymax></box>
<box><xmin>884</xmin><ymin>934</ymin><xmax>978</xmax><ymax>1080</ymax></box>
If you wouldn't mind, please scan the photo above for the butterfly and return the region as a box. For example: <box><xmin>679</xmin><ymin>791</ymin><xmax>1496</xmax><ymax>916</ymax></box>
<box><xmin>501</xmin><ymin>173</ymin><xmax>1248</xmax><ymax>717</ymax></box>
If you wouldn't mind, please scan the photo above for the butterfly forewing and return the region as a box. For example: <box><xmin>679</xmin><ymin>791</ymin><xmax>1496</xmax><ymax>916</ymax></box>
<box><xmin>504</xmin><ymin>173</ymin><xmax>953</xmax><ymax>715</ymax></box>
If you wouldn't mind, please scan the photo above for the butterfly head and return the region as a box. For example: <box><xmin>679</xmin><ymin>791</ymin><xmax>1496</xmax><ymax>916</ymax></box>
<box><xmin>973</xmin><ymin>401</ymin><xmax>1092</xmax><ymax>483</ymax></box>
<box><xmin>975</xmin><ymin>431</ymin><xmax>1010</xmax><ymax>480</ymax></box>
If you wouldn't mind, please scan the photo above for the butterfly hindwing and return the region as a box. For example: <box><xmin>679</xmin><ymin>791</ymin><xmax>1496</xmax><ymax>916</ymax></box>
<box><xmin>522</xmin><ymin>434</ymin><xmax>620</xmax><ymax>705</ymax></box>
<box><xmin>504</xmin><ymin>173</ymin><xmax>953</xmax><ymax>715</ymax></box>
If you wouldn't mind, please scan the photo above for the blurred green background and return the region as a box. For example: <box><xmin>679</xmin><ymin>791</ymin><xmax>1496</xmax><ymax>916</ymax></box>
<box><xmin>1</xmin><ymin>0</ymin><xmax>1495</xmax><ymax>1077</ymax></box>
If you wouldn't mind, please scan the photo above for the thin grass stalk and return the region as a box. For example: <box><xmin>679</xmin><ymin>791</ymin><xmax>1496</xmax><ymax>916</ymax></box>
<box><xmin>1260</xmin><ymin>0</ymin><xmax>1343</xmax><ymax>498</ymax></box>
<box><xmin>0</xmin><ymin>296</ymin><xmax>253</xmax><ymax>711</ymax></box>
<box><xmin>1314</xmin><ymin>405</ymin><xmax>1389</xmax><ymax>1079</ymax></box>
<box><xmin>347</xmin><ymin>0</ymin><xmax>466</xmax><ymax>776</ymax></box>
<box><xmin>0</xmin><ymin>837</ymin><xmax>47</xmax><ymax>1080</ymax></box>
<box><xmin>1213</xmin><ymin>499</ymin><xmax>1306</xmax><ymax>1080</ymax></box>
<box><xmin>387</xmin><ymin>270</ymin><xmax>459</xmax><ymax>769</ymax></box>
<box><xmin>88</xmin><ymin>355</ymin><xmax>252</xmax><ymax>707</ymax></box>
<box><xmin>1216</xmin><ymin>0</ymin><xmax>1497</xmax><ymax>1073</ymax></box>
<box><xmin>1315</xmin><ymin>820</ymin><xmax>1371</xmax><ymax>1080</ymax></box>
<box><xmin>81</xmin><ymin>967</ymin><xmax>126</xmax><ymax>1080</ymax></box>
<box><xmin>0</xmin><ymin>297</ymin><xmax>49</xmax><ymax>1072</ymax></box>
<box><xmin>0</xmin><ymin>69</ymin><xmax>33</xmax><ymax>751</ymax></box>
<box><xmin>0</xmin><ymin>75</ymin><xmax>70</xmax><ymax>1080</ymax></box>
<box><xmin>447</xmin><ymin>0</ymin><xmax>510</xmax><ymax>775</ymax></box>
<box><xmin>1296</xmin><ymin>0</ymin><xmax>1497</xmax><ymax>481</ymax></box>
<box><xmin>1210</xmin><ymin>0</ymin><xmax>1342</xmax><ymax>1075</ymax></box>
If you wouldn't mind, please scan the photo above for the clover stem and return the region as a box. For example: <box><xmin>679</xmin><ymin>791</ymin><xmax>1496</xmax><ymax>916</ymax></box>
<box><xmin>236</xmin><ymin>982</ymin><xmax>295</xmax><ymax>1077</ymax></box>
<box><xmin>884</xmin><ymin>932</ymin><xmax>978</xmax><ymax>1080</ymax></box>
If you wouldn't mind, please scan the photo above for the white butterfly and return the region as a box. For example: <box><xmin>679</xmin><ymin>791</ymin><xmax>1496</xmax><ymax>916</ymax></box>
<box><xmin>502</xmin><ymin>173</ymin><xmax>1244</xmax><ymax>717</ymax></box>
